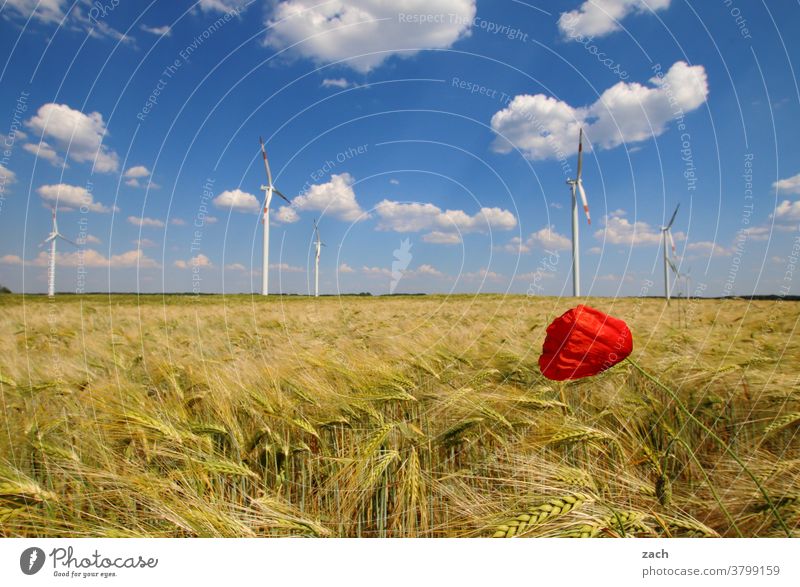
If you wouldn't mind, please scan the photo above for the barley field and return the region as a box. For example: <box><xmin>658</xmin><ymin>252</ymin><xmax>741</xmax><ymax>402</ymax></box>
<box><xmin>0</xmin><ymin>294</ymin><xmax>798</xmax><ymax>538</ymax></box>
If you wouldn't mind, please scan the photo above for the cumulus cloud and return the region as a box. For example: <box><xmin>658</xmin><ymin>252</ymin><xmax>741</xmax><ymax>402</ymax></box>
<box><xmin>264</xmin><ymin>0</ymin><xmax>477</xmax><ymax>73</ymax></box>
<box><xmin>772</xmin><ymin>200</ymin><xmax>800</xmax><ymax>224</ymax></box>
<box><xmin>3</xmin><ymin>0</ymin><xmax>66</xmax><ymax>23</ymax></box>
<box><xmin>289</xmin><ymin>173</ymin><xmax>366</xmax><ymax>222</ymax></box>
<box><xmin>141</xmin><ymin>24</ymin><xmax>172</xmax><ymax>36</ymax></box>
<box><xmin>423</xmin><ymin>231</ymin><xmax>462</xmax><ymax>245</ymax></box>
<box><xmin>213</xmin><ymin>189</ymin><xmax>261</xmax><ymax>213</ymax></box>
<box><xmin>0</xmin><ymin>164</ymin><xmax>16</xmax><ymax>186</ymax></box>
<box><xmin>123</xmin><ymin>165</ymin><xmax>159</xmax><ymax>189</ymax></box>
<box><xmin>21</xmin><ymin>248</ymin><xmax>159</xmax><ymax>269</ymax></box>
<box><xmin>338</xmin><ymin>262</ymin><xmax>356</xmax><ymax>273</ymax></box>
<box><xmin>38</xmin><ymin>183</ymin><xmax>114</xmax><ymax>213</ymax></box>
<box><xmin>0</xmin><ymin>254</ymin><xmax>24</xmax><ymax>265</ymax></box>
<box><xmin>26</xmin><ymin>103</ymin><xmax>119</xmax><ymax>172</ymax></box>
<box><xmin>491</xmin><ymin>61</ymin><xmax>708</xmax><ymax>160</ymax></box>
<box><xmin>362</xmin><ymin>265</ymin><xmax>392</xmax><ymax>277</ymax></box>
<box><xmin>174</xmin><ymin>254</ymin><xmax>213</xmax><ymax>269</ymax></box>
<box><xmin>594</xmin><ymin>210</ymin><xmax>682</xmax><ymax>246</ymax></box>
<box><xmin>773</xmin><ymin>173</ymin><xmax>800</xmax><ymax>195</ymax></box>
<box><xmin>558</xmin><ymin>0</ymin><xmax>670</xmax><ymax>39</ymax></box>
<box><xmin>225</xmin><ymin>263</ymin><xmax>247</xmax><ymax>271</ymax></box>
<box><xmin>128</xmin><ymin>216</ymin><xmax>166</xmax><ymax>228</ymax></box>
<box><xmin>501</xmin><ymin>226</ymin><xmax>571</xmax><ymax>253</ymax></box>
<box><xmin>270</xmin><ymin>262</ymin><xmax>304</xmax><ymax>273</ymax></box>
<box><xmin>23</xmin><ymin>141</ymin><xmax>65</xmax><ymax>167</ymax></box>
<box><xmin>321</xmin><ymin>78</ymin><xmax>353</xmax><ymax>89</ymax></box>
<box><xmin>375</xmin><ymin>200</ymin><xmax>516</xmax><ymax>235</ymax></box>
<box><xmin>198</xmin><ymin>0</ymin><xmax>249</xmax><ymax>11</ymax></box>
<box><xmin>462</xmin><ymin>267</ymin><xmax>503</xmax><ymax>282</ymax></box>
<box><xmin>276</xmin><ymin>205</ymin><xmax>300</xmax><ymax>223</ymax></box>
<box><xmin>685</xmin><ymin>241</ymin><xmax>730</xmax><ymax>256</ymax></box>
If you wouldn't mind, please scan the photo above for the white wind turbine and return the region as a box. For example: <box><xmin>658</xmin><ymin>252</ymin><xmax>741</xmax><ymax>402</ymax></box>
<box><xmin>259</xmin><ymin>137</ymin><xmax>292</xmax><ymax>297</ymax></box>
<box><xmin>566</xmin><ymin>128</ymin><xmax>591</xmax><ymax>297</ymax></box>
<box><xmin>42</xmin><ymin>208</ymin><xmax>76</xmax><ymax>297</ymax></box>
<box><xmin>661</xmin><ymin>204</ymin><xmax>680</xmax><ymax>303</ymax></box>
<box><xmin>313</xmin><ymin>219</ymin><xmax>325</xmax><ymax>298</ymax></box>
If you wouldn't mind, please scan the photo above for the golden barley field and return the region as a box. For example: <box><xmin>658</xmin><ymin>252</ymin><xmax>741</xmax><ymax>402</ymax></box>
<box><xmin>0</xmin><ymin>294</ymin><xmax>798</xmax><ymax>538</ymax></box>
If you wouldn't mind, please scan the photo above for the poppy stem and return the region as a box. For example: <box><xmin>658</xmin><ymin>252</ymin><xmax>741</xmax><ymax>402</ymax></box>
<box><xmin>625</xmin><ymin>357</ymin><xmax>790</xmax><ymax>538</ymax></box>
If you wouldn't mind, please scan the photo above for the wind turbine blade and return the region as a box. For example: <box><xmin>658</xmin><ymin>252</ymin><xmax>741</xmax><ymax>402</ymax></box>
<box><xmin>44</xmin><ymin>234</ymin><xmax>57</xmax><ymax>243</ymax></box>
<box><xmin>577</xmin><ymin>180</ymin><xmax>591</xmax><ymax>225</ymax></box>
<box><xmin>57</xmin><ymin>234</ymin><xmax>78</xmax><ymax>247</ymax></box>
<box><xmin>666</xmin><ymin>203</ymin><xmax>680</xmax><ymax>230</ymax></box>
<box><xmin>576</xmin><ymin>128</ymin><xmax>584</xmax><ymax>180</ymax></box>
<box><xmin>667</xmin><ymin>229</ymin><xmax>676</xmax><ymax>255</ymax></box>
<box><xmin>272</xmin><ymin>188</ymin><xmax>291</xmax><ymax>204</ymax></box>
<box><xmin>259</xmin><ymin>136</ymin><xmax>273</xmax><ymax>188</ymax></box>
<box><xmin>666</xmin><ymin>257</ymin><xmax>679</xmax><ymax>274</ymax></box>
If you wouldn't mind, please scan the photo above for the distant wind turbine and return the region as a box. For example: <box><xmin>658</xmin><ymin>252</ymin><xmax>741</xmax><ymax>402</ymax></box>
<box><xmin>313</xmin><ymin>219</ymin><xmax>325</xmax><ymax>298</ymax></box>
<box><xmin>42</xmin><ymin>208</ymin><xmax>76</xmax><ymax>297</ymax></box>
<box><xmin>566</xmin><ymin>128</ymin><xmax>591</xmax><ymax>297</ymax></box>
<box><xmin>259</xmin><ymin>137</ymin><xmax>292</xmax><ymax>297</ymax></box>
<box><xmin>661</xmin><ymin>204</ymin><xmax>680</xmax><ymax>303</ymax></box>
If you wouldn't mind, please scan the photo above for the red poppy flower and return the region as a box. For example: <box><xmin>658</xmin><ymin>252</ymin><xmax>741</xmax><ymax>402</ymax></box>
<box><xmin>538</xmin><ymin>305</ymin><xmax>633</xmax><ymax>381</ymax></box>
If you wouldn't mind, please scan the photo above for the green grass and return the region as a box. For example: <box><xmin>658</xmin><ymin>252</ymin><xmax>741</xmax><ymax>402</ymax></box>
<box><xmin>0</xmin><ymin>294</ymin><xmax>798</xmax><ymax>537</ymax></box>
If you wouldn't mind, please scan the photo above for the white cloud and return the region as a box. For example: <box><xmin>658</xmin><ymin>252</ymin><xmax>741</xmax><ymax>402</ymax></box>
<box><xmin>362</xmin><ymin>265</ymin><xmax>392</xmax><ymax>277</ymax></box>
<box><xmin>23</xmin><ymin>141</ymin><xmax>65</xmax><ymax>167</ymax></box>
<box><xmin>321</xmin><ymin>78</ymin><xmax>353</xmax><ymax>89</ymax></box>
<box><xmin>423</xmin><ymin>231</ymin><xmax>462</xmax><ymax>245</ymax></box>
<box><xmin>375</xmin><ymin>200</ymin><xmax>516</xmax><ymax>233</ymax></box>
<box><xmin>290</xmin><ymin>173</ymin><xmax>366</xmax><ymax>221</ymax></box>
<box><xmin>128</xmin><ymin>216</ymin><xmax>166</xmax><ymax>228</ymax></box>
<box><xmin>80</xmin><ymin>234</ymin><xmax>102</xmax><ymax>245</ymax></box>
<box><xmin>502</xmin><ymin>226</ymin><xmax>571</xmax><ymax>254</ymax></box>
<box><xmin>772</xmin><ymin>200</ymin><xmax>800</xmax><ymax>224</ymax></box>
<box><xmin>593</xmin><ymin>210</ymin><xmax>682</xmax><ymax>246</ymax></box>
<box><xmin>0</xmin><ymin>254</ymin><xmax>23</xmax><ymax>265</ymax></box>
<box><xmin>198</xmin><ymin>0</ymin><xmax>249</xmax><ymax>11</ymax></box>
<box><xmin>773</xmin><ymin>173</ymin><xmax>800</xmax><ymax>195</ymax></box>
<box><xmin>685</xmin><ymin>241</ymin><xmax>730</xmax><ymax>256</ymax></box>
<box><xmin>270</xmin><ymin>262</ymin><xmax>304</xmax><ymax>273</ymax></box>
<box><xmin>23</xmin><ymin>248</ymin><xmax>159</xmax><ymax>269</ymax></box>
<box><xmin>204</xmin><ymin>215</ymin><xmax>218</xmax><ymax>224</ymax></box>
<box><xmin>26</xmin><ymin>103</ymin><xmax>119</xmax><ymax>173</ymax></box>
<box><xmin>264</xmin><ymin>0</ymin><xmax>477</xmax><ymax>73</ymax></box>
<box><xmin>141</xmin><ymin>24</ymin><xmax>172</xmax><ymax>36</ymax></box>
<box><xmin>413</xmin><ymin>264</ymin><xmax>443</xmax><ymax>277</ymax></box>
<box><xmin>225</xmin><ymin>263</ymin><xmax>247</xmax><ymax>271</ymax></box>
<box><xmin>587</xmin><ymin>246</ymin><xmax>602</xmax><ymax>254</ymax></box>
<box><xmin>491</xmin><ymin>61</ymin><xmax>708</xmax><ymax>160</ymax></box>
<box><xmin>175</xmin><ymin>254</ymin><xmax>213</xmax><ymax>269</ymax></box>
<box><xmin>276</xmin><ymin>205</ymin><xmax>300</xmax><ymax>223</ymax></box>
<box><xmin>124</xmin><ymin>165</ymin><xmax>151</xmax><ymax>179</ymax></box>
<box><xmin>558</xmin><ymin>0</ymin><xmax>671</xmax><ymax>39</ymax></box>
<box><xmin>213</xmin><ymin>189</ymin><xmax>261</xmax><ymax>213</ymax></box>
<box><xmin>389</xmin><ymin>178</ymin><xmax>400</xmax><ymax>185</ymax></box>
<box><xmin>463</xmin><ymin>267</ymin><xmax>503</xmax><ymax>281</ymax></box>
<box><xmin>134</xmin><ymin>238</ymin><xmax>157</xmax><ymax>248</ymax></box>
<box><xmin>338</xmin><ymin>262</ymin><xmax>355</xmax><ymax>273</ymax></box>
<box><xmin>37</xmin><ymin>183</ymin><xmax>114</xmax><ymax>213</ymax></box>
<box><xmin>741</xmin><ymin>226</ymin><xmax>770</xmax><ymax>241</ymax></box>
<box><xmin>170</xmin><ymin>218</ymin><xmax>187</xmax><ymax>226</ymax></box>
<box><xmin>0</xmin><ymin>164</ymin><xmax>16</xmax><ymax>185</ymax></box>
<box><xmin>3</xmin><ymin>0</ymin><xmax>66</xmax><ymax>23</ymax></box>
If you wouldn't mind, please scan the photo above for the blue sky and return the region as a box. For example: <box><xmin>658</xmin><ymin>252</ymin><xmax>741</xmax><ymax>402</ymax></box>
<box><xmin>0</xmin><ymin>0</ymin><xmax>798</xmax><ymax>296</ymax></box>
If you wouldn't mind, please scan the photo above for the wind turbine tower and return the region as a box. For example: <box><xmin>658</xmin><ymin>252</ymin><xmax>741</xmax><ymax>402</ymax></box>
<box><xmin>258</xmin><ymin>137</ymin><xmax>292</xmax><ymax>296</ymax></box>
<box><xmin>43</xmin><ymin>208</ymin><xmax>76</xmax><ymax>297</ymax></box>
<box><xmin>566</xmin><ymin>128</ymin><xmax>592</xmax><ymax>297</ymax></box>
<box><xmin>661</xmin><ymin>204</ymin><xmax>680</xmax><ymax>303</ymax></box>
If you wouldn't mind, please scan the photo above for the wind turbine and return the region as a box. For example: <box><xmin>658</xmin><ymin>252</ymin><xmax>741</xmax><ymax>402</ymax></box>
<box><xmin>566</xmin><ymin>128</ymin><xmax>591</xmax><ymax>297</ymax></box>
<box><xmin>259</xmin><ymin>137</ymin><xmax>292</xmax><ymax>297</ymax></box>
<box><xmin>661</xmin><ymin>204</ymin><xmax>680</xmax><ymax>303</ymax></box>
<box><xmin>313</xmin><ymin>218</ymin><xmax>325</xmax><ymax>298</ymax></box>
<box><xmin>42</xmin><ymin>208</ymin><xmax>76</xmax><ymax>297</ymax></box>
